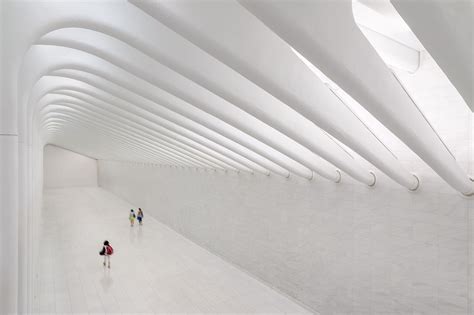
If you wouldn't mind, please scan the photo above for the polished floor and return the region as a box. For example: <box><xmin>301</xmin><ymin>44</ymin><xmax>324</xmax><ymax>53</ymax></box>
<box><xmin>32</xmin><ymin>187</ymin><xmax>310</xmax><ymax>314</ymax></box>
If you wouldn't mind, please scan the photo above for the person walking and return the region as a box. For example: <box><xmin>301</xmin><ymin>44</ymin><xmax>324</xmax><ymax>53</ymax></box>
<box><xmin>129</xmin><ymin>209</ymin><xmax>136</xmax><ymax>227</ymax></box>
<box><xmin>100</xmin><ymin>240</ymin><xmax>114</xmax><ymax>268</ymax></box>
<box><xmin>137</xmin><ymin>208</ymin><xmax>144</xmax><ymax>225</ymax></box>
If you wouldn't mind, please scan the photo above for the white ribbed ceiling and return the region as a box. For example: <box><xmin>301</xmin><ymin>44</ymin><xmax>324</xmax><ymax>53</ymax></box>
<box><xmin>6</xmin><ymin>0</ymin><xmax>473</xmax><ymax>194</ymax></box>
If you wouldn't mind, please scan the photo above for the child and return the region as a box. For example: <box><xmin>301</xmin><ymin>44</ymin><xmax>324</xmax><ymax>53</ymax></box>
<box><xmin>100</xmin><ymin>240</ymin><xmax>113</xmax><ymax>268</ymax></box>
<box><xmin>129</xmin><ymin>209</ymin><xmax>136</xmax><ymax>227</ymax></box>
<box><xmin>137</xmin><ymin>208</ymin><xmax>144</xmax><ymax>225</ymax></box>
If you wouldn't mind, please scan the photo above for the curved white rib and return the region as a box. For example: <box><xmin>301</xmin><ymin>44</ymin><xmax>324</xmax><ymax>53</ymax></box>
<box><xmin>36</xmin><ymin>92</ymin><xmax>243</xmax><ymax>170</ymax></box>
<box><xmin>41</xmin><ymin>113</ymin><xmax>204</xmax><ymax>167</ymax></box>
<box><xmin>52</xmin><ymin>68</ymin><xmax>337</xmax><ymax>181</ymax></box>
<box><xmin>47</xmin><ymin>97</ymin><xmax>247</xmax><ymax>170</ymax></box>
<box><xmin>25</xmin><ymin>70</ymin><xmax>280</xmax><ymax>176</ymax></box>
<box><xmin>239</xmin><ymin>0</ymin><xmax>473</xmax><ymax>195</ymax></box>
<box><xmin>42</xmin><ymin>107</ymin><xmax>226</xmax><ymax>170</ymax></box>
<box><xmin>21</xmin><ymin>48</ymin><xmax>265</xmax><ymax>172</ymax></box>
<box><xmin>131</xmin><ymin>0</ymin><xmax>418</xmax><ymax>188</ymax></box>
<box><xmin>43</xmin><ymin>117</ymin><xmax>213</xmax><ymax>166</ymax></box>
<box><xmin>22</xmin><ymin>47</ymin><xmax>312</xmax><ymax>179</ymax></box>
<box><xmin>43</xmin><ymin>118</ymin><xmax>176</xmax><ymax>164</ymax></box>
<box><xmin>40</xmin><ymin>100</ymin><xmax>243</xmax><ymax>171</ymax></box>
<box><xmin>31</xmin><ymin>29</ymin><xmax>338</xmax><ymax>180</ymax></box>
<box><xmin>143</xmin><ymin>0</ymin><xmax>416</xmax><ymax>188</ymax></box>
<box><xmin>29</xmin><ymin>73</ymin><xmax>295</xmax><ymax>177</ymax></box>
<box><xmin>35</xmin><ymin>27</ymin><xmax>363</xmax><ymax>183</ymax></box>
<box><xmin>43</xmin><ymin>121</ymin><xmax>172</xmax><ymax>164</ymax></box>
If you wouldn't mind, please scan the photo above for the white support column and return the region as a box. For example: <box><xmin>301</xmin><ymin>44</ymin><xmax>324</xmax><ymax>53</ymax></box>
<box><xmin>0</xmin><ymin>134</ymin><xmax>19</xmax><ymax>315</ymax></box>
<box><xmin>18</xmin><ymin>140</ymin><xmax>28</xmax><ymax>314</ymax></box>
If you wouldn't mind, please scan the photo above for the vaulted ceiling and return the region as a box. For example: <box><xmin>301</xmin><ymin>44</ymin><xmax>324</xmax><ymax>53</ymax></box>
<box><xmin>5</xmin><ymin>0</ymin><xmax>473</xmax><ymax>194</ymax></box>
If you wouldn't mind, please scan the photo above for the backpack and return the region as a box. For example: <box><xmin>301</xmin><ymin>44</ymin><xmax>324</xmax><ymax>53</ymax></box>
<box><xmin>106</xmin><ymin>245</ymin><xmax>114</xmax><ymax>255</ymax></box>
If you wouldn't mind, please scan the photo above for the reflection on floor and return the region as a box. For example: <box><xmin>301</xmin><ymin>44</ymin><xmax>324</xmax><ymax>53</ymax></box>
<box><xmin>33</xmin><ymin>187</ymin><xmax>311</xmax><ymax>314</ymax></box>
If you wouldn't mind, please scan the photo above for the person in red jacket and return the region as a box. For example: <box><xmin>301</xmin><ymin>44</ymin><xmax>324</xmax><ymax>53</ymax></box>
<box><xmin>100</xmin><ymin>240</ymin><xmax>114</xmax><ymax>268</ymax></box>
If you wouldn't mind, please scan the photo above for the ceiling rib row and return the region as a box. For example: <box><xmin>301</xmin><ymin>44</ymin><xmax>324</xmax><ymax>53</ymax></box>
<box><xmin>18</xmin><ymin>0</ymin><xmax>472</xmax><ymax>195</ymax></box>
<box><xmin>237</xmin><ymin>0</ymin><xmax>472</xmax><ymax>194</ymax></box>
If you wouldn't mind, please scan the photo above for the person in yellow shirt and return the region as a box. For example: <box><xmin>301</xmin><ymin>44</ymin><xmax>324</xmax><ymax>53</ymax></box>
<box><xmin>129</xmin><ymin>209</ymin><xmax>136</xmax><ymax>227</ymax></box>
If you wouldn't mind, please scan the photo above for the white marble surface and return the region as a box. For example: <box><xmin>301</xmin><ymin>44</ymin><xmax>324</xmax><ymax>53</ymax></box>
<box><xmin>32</xmin><ymin>187</ymin><xmax>311</xmax><ymax>314</ymax></box>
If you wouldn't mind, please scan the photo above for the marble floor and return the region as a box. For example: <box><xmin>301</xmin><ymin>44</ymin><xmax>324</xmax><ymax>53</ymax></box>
<box><xmin>32</xmin><ymin>187</ymin><xmax>311</xmax><ymax>314</ymax></box>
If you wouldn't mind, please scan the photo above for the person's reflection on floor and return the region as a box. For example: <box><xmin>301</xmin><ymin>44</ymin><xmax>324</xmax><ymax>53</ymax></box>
<box><xmin>129</xmin><ymin>225</ymin><xmax>136</xmax><ymax>243</ymax></box>
<box><xmin>138</xmin><ymin>223</ymin><xmax>143</xmax><ymax>242</ymax></box>
<box><xmin>100</xmin><ymin>268</ymin><xmax>113</xmax><ymax>292</ymax></box>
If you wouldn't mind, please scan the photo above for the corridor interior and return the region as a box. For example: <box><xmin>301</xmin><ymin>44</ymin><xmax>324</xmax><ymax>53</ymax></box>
<box><xmin>34</xmin><ymin>187</ymin><xmax>309</xmax><ymax>314</ymax></box>
<box><xmin>1</xmin><ymin>0</ymin><xmax>473</xmax><ymax>313</ymax></box>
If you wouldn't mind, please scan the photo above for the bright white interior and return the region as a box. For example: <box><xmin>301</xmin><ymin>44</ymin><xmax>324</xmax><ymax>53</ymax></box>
<box><xmin>0</xmin><ymin>0</ymin><xmax>473</xmax><ymax>314</ymax></box>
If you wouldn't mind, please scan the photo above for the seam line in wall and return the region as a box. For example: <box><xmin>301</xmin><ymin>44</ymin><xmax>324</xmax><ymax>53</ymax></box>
<box><xmin>0</xmin><ymin>133</ymin><xmax>19</xmax><ymax>136</ymax></box>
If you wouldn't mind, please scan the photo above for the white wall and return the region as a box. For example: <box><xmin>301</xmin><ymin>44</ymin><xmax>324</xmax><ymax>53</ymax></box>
<box><xmin>98</xmin><ymin>161</ymin><xmax>471</xmax><ymax>314</ymax></box>
<box><xmin>43</xmin><ymin>145</ymin><xmax>98</xmax><ymax>189</ymax></box>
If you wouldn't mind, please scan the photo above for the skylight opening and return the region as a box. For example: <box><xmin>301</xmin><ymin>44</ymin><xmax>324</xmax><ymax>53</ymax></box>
<box><xmin>352</xmin><ymin>0</ymin><xmax>423</xmax><ymax>74</ymax></box>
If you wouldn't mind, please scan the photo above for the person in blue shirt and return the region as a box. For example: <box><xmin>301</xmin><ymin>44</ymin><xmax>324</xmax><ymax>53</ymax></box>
<box><xmin>137</xmin><ymin>208</ymin><xmax>144</xmax><ymax>225</ymax></box>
